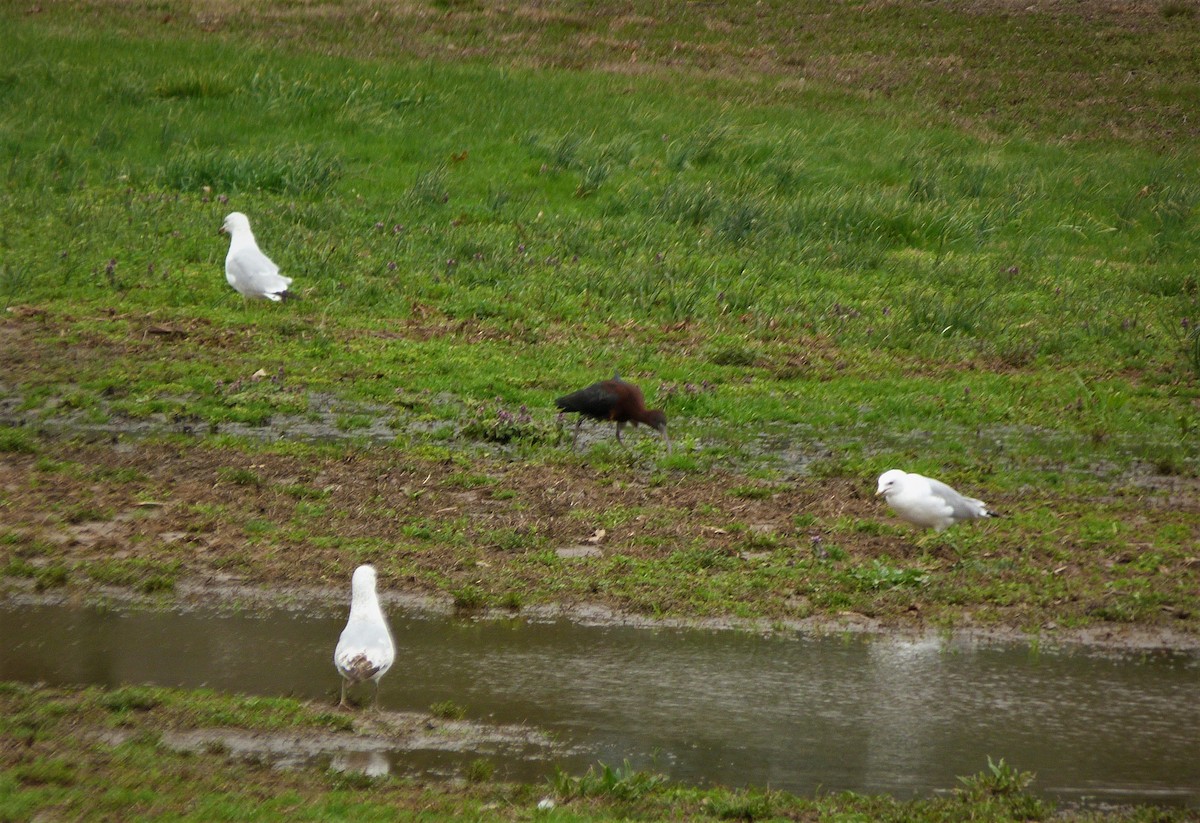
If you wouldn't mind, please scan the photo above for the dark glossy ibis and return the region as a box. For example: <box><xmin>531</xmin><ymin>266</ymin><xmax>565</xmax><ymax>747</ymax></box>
<box><xmin>555</xmin><ymin>373</ymin><xmax>671</xmax><ymax>453</ymax></box>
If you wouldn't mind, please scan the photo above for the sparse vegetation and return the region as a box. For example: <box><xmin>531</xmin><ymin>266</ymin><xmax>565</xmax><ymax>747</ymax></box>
<box><xmin>430</xmin><ymin>700</ymin><xmax>468</xmax><ymax>721</ymax></box>
<box><xmin>3</xmin><ymin>683</ymin><xmax>1179</xmax><ymax>822</ymax></box>
<box><xmin>551</xmin><ymin>759</ymin><xmax>669</xmax><ymax>802</ymax></box>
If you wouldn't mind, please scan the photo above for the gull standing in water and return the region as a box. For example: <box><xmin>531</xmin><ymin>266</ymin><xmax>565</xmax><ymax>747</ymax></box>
<box><xmin>334</xmin><ymin>564</ymin><xmax>395</xmax><ymax>708</ymax></box>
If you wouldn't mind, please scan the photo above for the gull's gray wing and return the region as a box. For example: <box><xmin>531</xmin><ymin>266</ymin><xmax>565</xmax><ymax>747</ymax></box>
<box><xmin>229</xmin><ymin>246</ymin><xmax>292</xmax><ymax>296</ymax></box>
<box><xmin>925</xmin><ymin>477</ymin><xmax>989</xmax><ymax>521</ymax></box>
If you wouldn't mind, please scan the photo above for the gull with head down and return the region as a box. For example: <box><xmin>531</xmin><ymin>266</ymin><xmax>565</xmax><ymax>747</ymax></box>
<box><xmin>334</xmin><ymin>564</ymin><xmax>395</xmax><ymax>708</ymax></box>
<box><xmin>875</xmin><ymin>469</ymin><xmax>997</xmax><ymax>532</ymax></box>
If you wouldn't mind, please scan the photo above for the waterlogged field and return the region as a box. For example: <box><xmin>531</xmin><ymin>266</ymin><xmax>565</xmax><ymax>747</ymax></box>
<box><xmin>2</xmin><ymin>1</ymin><xmax>1200</xmax><ymax>818</ymax></box>
<box><xmin>1</xmin><ymin>681</ymin><xmax>1195</xmax><ymax>822</ymax></box>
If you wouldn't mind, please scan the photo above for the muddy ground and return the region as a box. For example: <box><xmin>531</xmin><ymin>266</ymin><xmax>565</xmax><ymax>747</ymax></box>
<box><xmin>2</xmin><ymin>429</ymin><xmax>1198</xmax><ymax>651</ymax></box>
<box><xmin>0</xmin><ymin>433</ymin><xmax>883</xmax><ymax>588</ymax></box>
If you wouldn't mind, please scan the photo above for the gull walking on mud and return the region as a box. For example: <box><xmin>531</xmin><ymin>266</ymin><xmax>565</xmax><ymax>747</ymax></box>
<box><xmin>334</xmin><ymin>564</ymin><xmax>395</xmax><ymax>708</ymax></box>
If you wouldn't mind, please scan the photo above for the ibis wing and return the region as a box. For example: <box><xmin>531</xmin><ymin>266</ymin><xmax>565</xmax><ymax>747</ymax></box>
<box><xmin>555</xmin><ymin>381</ymin><xmax>619</xmax><ymax>420</ymax></box>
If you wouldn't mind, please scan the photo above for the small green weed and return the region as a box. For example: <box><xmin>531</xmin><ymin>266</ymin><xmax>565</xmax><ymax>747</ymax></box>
<box><xmin>98</xmin><ymin>686</ymin><xmax>162</xmax><ymax>713</ymax></box>
<box><xmin>281</xmin><ymin>484</ymin><xmax>330</xmax><ymax>500</ymax></box>
<box><xmin>956</xmin><ymin>756</ymin><xmax>1034</xmax><ymax>798</ymax></box>
<box><xmin>845</xmin><ymin>561</ymin><xmax>928</xmax><ymax>591</ymax></box>
<box><xmin>3</xmin><ymin>558</ymin><xmax>38</xmax><ymax>579</ymax></box>
<box><xmin>444</xmin><ymin>472</ymin><xmax>494</xmax><ymax>490</ymax></box>
<box><xmin>34</xmin><ymin>564</ymin><xmax>70</xmax><ymax>591</ymax></box>
<box><xmin>326</xmin><ymin>769</ymin><xmax>383</xmax><ymax>789</ymax></box>
<box><xmin>955</xmin><ymin>756</ymin><xmax>1048</xmax><ymax>818</ymax></box>
<box><xmin>484</xmin><ymin>527</ymin><xmax>534</xmax><ymax>552</ymax></box>
<box><xmin>464</xmin><ymin>758</ymin><xmax>494</xmax><ymax>783</ymax></box>
<box><xmin>335</xmin><ymin>414</ymin><xmax>373</xmax><ymax>431</ymax></box>
<box><xmin>0</xmin><ymin>427</ymin><xmax>37</xmax><ymax>454</ymax></box>
<box><xmin>1161</xmin><ymin>1</ymin><xmax>1197</xmax><ymax>19</ymax></box>
<box><xmin>86</xmin><ymin>558</ymin><xmax>180</xmax><ymax>592</ymax></box>
<box><xmin>216</xmin><ymin>467</ymin><xmax>263</xmax><ymax>487</ymax></box>
<box><xmin>708</xmin><ymin>788</ymin><xmax>777</xmax><ymax>821</ymax></box>
<box><xmin>61</xmin><ymin>504</ymin><xmax>112</xmax><ymax>524</ymax></box>
<box><xmin>410</xmin><ymin>166</ymin><xmax>450</xmax><ymax>205</ymax></box>
<box><xmin>430</xmin><ymin>700</ymin><xmax>467</xmax><ymax>720</ymax></box>
<box><xmin>12</xmin><ymin>757</ymin><xmax>76</xmax><ymax>786</ymax></box>
<box><xmin>551</xmin><ymin>759</ymin><xmax>668</xmax><ymax>801</ymax></box>
<box><xmin>163</xmin><ymin>145</ymin><xmax>342</xmax><ymax>194</ymax></box>
<box><xmin>451</xmin><ymin>584</ymin><xmax>486</xmax><ymax>610</ymax></box>
<box><xmin>729</xmin><ymin>485</ymin><xmax>774</xmax><ymax>500</ymax></box>
<box><xmin>153</xmin><ymin>71</ymin><xmax>233</xmax><ymax>99</ymax></box>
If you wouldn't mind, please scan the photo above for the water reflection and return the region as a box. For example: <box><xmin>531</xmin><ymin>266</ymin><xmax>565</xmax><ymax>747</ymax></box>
<box><xmin>0</xmin><ymin>603</ymin><xmax>1197</xmax><ymax>806</ymax></box>
<box><xmin>330</xmin><ymin>750</ymin><xmax>390</xmax><ymax>778</ymax></box>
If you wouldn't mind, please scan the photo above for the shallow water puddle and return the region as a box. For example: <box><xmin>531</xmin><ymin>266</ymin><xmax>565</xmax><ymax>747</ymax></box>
<box><xmin>1</xmin><ymin>602</ymin><xmax>1197</xmax><ymax>807</ymax></box>
<box><xmin>94</xmin><ymin>713</ymin><xmax>572</xmax><ymax>783</ymax></box>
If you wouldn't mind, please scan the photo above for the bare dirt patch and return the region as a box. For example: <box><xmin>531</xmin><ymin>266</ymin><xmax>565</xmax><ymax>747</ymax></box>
<box><xmin>1</xmin><ymin>429</ymin><xmax>1197</xmax><ymax>646</ymax></box>
<box><xmin>0</xmin><ymin>437</ymin><xmax>878</xmax><ymax>588</ymax></box>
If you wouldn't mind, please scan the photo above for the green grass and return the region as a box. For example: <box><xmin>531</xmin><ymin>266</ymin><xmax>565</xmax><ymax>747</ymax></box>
<box><xmin>0</xmin><ymin>3</ymin><xmax>1197</xmax><ymax>633</ymax></box>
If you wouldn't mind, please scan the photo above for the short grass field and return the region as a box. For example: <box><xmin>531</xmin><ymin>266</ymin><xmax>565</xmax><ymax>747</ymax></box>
<box><xmin>1</xmin><ymin>2</ymin><xmax>1198</xmax><ymax>630</ymax></box>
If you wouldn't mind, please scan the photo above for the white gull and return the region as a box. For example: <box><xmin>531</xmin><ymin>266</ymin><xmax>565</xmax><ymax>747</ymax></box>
<box><xmin>875</xmin><ymin>469</ymin><xmax>996</xmax><ymax>532</ymax></box>
<box><xmin>220</xmin><ymin>212</ymin><xmax>293</xmax><ymax>301</ymax></box>
<box><xmin>334</xmin><ymin>564</ymin><xmax>395</xmax><ymax>708</ymax></box>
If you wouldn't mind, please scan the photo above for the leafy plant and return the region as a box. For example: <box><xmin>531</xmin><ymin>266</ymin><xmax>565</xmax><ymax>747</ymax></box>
<box><xmin>551</xmin><ymin>759</ymin><xmax>668</xmax><ymax>801</ymax></box>
<box><xmin>460</xmin><ymin>400</ymin><xmax>558</xmax><ymax>445</ymax></box>
<box><xmin>845</xmin><ymin>561</ymin><xmax>928</xmax><ymax>591</ymax></box>
<box><xmin>956</xmin><ymin>756</ymin><xmax>1034</xmax><ymax>798</ymax></box>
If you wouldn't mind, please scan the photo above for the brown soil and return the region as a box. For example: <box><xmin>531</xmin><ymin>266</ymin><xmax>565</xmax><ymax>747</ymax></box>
<box><xmin>2</xmin><ymin>431</ymin><xmax>1198</xmax><ymax>651</ymax></box>
<box><xmin>0</xmin><ymin>436</ymin><xmax>882</xmax><ymax>590</ymax></box>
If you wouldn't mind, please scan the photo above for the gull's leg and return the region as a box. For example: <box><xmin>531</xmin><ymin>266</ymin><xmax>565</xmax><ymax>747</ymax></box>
<box><xmin>339</xmin><ymin>679</ymin><xmax>348</xmax><ymax>708</ymax></box>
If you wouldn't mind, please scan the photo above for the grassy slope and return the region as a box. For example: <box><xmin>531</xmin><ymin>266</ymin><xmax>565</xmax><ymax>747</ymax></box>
<box><xmin>0</xmin><ymin>0</ymin><xmax>1197</xmax><ymax>635</ymax></box>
